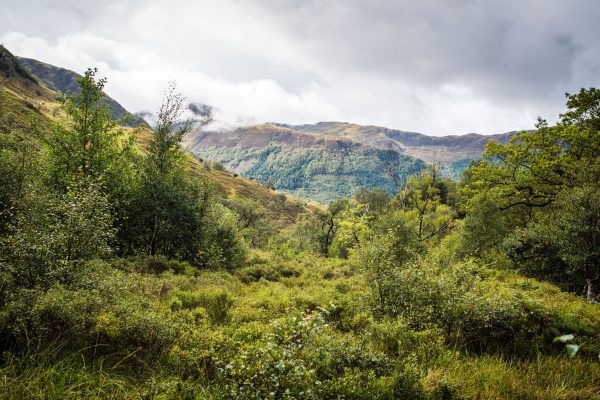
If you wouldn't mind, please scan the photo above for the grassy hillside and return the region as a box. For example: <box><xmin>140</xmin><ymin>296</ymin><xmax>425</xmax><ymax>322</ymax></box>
<box><xmin>17</xmin><ymin>56</ymin><xmax>148</xmax><ymax>128</ymax></box>
<box><xmin>0</xmin><ymin>46</ymin><xmax>308</xmax><ymax>224</ymax></box>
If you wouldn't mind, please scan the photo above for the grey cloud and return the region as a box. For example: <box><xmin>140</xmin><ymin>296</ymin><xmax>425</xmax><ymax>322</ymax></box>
<box><xmin>1</xmin><ymin>0</ymin><xmax>599</xmax><ymax>134</ymax></box>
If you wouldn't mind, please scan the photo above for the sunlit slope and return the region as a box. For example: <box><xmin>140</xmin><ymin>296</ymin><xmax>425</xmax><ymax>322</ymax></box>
<box><xmin>0</xmin><ymin>45</ymin><xmax>308</xmax><ymax>223</ymax></box>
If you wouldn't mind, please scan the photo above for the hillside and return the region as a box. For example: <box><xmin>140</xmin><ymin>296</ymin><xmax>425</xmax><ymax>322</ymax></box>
<box><xmin>17</xmin><ymin>56</ymin><xmax>147</xmax><ymax>128</ymax></box>
<box><xmin>0</xmin><ymin>46</ymin><xmax>307</xmax><ymax>223</ymax></box>
<box><xmin>281</xmin><ymin>121</ymin><xmax>517</xmax><ymax>163</ymax></box>
<box><xmin>183</xmin><ymin>123</ymin><xmax>426</xmax><ymax>203</ymax></box>
<box><xmin>183</xmin><ymin>122</ymin><xmax>516</xmax><ymax>203</ymax></box>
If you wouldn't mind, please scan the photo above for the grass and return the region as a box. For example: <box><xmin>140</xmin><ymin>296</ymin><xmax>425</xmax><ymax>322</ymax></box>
<box><xmin>0</xmin><ymin>252</ymin><xmax>599</xmax><ymax>399</ymax></box>
<box><xmin>0</xmin><ymin>348</ymin><xmax>133</xmax><ymax>399</ymax></box>
<box><xmin>426</xmin><ymin>355</ymin><xmax>600</xmax><ymax>399</ymax></box>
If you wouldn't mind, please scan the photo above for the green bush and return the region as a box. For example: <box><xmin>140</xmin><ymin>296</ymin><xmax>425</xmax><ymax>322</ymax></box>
<box><xmin>235</xmin><ymin>261</ymin><xmax>300</xmax><ymax>284</ymax></box>
<box><xmin>171</xmin><ymin>287</ymin><xmax>234</xmax><ymax>324</ymax></box>
<box><xmin>217</xmin><ymin>310</ymin><xmax>328</xmax><ymax>399</ymax></box>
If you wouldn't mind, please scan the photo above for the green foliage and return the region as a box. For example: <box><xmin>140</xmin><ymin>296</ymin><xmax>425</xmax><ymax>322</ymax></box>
<box><xmin>123</xmin><ymin>84</ymin><xmax>247</xmax><ymax>269</ymax></box>
<box><xmin>194</xmin><ymin>143</ymin><xmax>426</xmax><ymax>203</ymax></box>
<box><xmin>0</xmin><ymin>116</ymin><xmax>41</xmax><ymax>235</ymax></box>
<box><xmin>2</xmin><ymin>66</ymin><xmax>600</xmax><ymax>399</ymax></box>
<box><xmin>288</xmin><ymin>200</ymin><xmax>349</xmax><ymax>256</ymax></box>
<box><xmin>397</xmin><ymin>167</ymin><xmax>454</xmax><ymax>243</ymax></box>
<box><xmin>461</xmin><ymin>88</ymin><xmax>600</xmax><ymax>301</ymax></box>
<box><xmin>352</xmin><ymin>187</ymin><xmax>391</xmax><ymax>214</ymax></box>
<box><xmin>217</xmin><ymin>310</ymin><xmax>328</xmax><ymax>399</ymax></box>
<box><xmin>502</xmin><ymin>186</ymin><xmax>600</xmax><ymax>299</ymax></box>
<box><xmin>171</xmin><ymin>287</ymin><xmax>234</xmax><ymax>324</ymax></box>
<box><xmin>235</xmin><ymin>254</ymin><xmax>300</xmax><ymax>284</ymax></box>
<box><xmin>45</xmin><ymin>68</ymin><xmax>136</xmax><ymax>193</ymax></box>
<box><xmin>198</xmin><ymin>204</ymin><xmax>248</xmax><ymax>270</ymax></box>
<box><xmin>330</xmin><ymin>200</ymin><xmax>372</xmax><ymax>258</ymax></box>
<box><xmin>223</xmin><ymin>197</ymin><xmax>273</xmax><ymax>247</ymax></box>
<box><xmin>3</xmin><ymin>182</ymin><xmax>114</xmax><ymax>288</ymax></box>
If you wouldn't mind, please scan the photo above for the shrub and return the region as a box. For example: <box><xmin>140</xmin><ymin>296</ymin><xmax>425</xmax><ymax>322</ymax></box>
<box><xmin>217</xmin><ymin>310</ymin><xmax>328</xmax><ymax>399</ymax></box>
<box><xmin>235</xmin><ymin>261</ymin><xmax>300</xmax><ymax>284</ymax></box>
<box><xmin>171</xmin><ymin>287</ymin><xmax>234</xmax><ymax>324</ymax></box>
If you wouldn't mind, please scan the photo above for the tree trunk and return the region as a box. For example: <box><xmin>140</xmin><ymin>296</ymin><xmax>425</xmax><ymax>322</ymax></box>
<box><xmin>586</xmin><ymin>279</ymin><xmax>594</xmax><ymax>303</ymax></box>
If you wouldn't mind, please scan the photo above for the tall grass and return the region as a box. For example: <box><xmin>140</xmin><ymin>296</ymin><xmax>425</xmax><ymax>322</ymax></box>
<box><xmin>425</xmin><ymin>354</ymin><xmax>600</xmax><ymax>400</ymax></box>
<box><xmin>0</xmin><ymin>347</ymin><xmax>133</xmax><ymax>400</ymax></box>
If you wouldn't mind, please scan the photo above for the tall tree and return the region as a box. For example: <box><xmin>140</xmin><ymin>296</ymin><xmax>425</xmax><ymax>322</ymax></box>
<box><xmin>462</xmin><ymin>88</ymin><xmax>600</xmax><ymax>300</ymax></box>
<box><xmin>399</xmin><ymin>166</ymin><xmax>453</xmax><ymax>242</ymax></box>
<box><xmin>46</xmin><ymin>68</ymin><xmax>135</xmax><ymax>191</ymax></box>
<box><xmin>127</xmin><ymin>83</ymin><xmax>228</xmax><ymax>264</ymax></box>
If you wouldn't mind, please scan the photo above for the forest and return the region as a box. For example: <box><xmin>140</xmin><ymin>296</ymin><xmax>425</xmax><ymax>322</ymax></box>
<box><xmin>192</xmin><ymin>140</ymin><xmax>426</xmax><ymax>203</ymax></box>
<box><xmin>0</xmin><ymin>68</ymin><xmax>599</xmax><ymax>399</ymax></box>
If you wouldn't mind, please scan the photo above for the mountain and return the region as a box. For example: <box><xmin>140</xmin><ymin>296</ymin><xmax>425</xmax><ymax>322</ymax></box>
<box><xmin>0</xmin><ymin>46</ymin><xmax>37</xmax><ymax>84</ymax></box>
<box><xmin>0</xmin><ymin>45</ymin><xmax>307</xmax><ymax>222</ymax></box>
<box><xmin>183</xmin><ymin>123</ymin><xmax>427</xmax><ymax>203</ymax></box>
<box><xmin>183</xmin><ymin>122</ymin><xmax>517</xmax><ymax>203</ymax></box>
<box><xmin>8</xmin><ymin>46</ymin><xmax>519</xmax><ymax>204</ymax></box>
<box><xmin>277</xmin><ymin>122</ymin><xmax>517</xmax><ymax>163</ymax></box>
<box><xmin>0</xmin><ymin>45</ymin><xmax>57</xmax><ymax>130</ymax></box>
<box><xmin>17</xmin><ymin>57</ymin><xmax>147</xmax><ymax>128</ymax></box>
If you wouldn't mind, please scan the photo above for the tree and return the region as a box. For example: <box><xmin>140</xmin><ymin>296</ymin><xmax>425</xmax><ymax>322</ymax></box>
<box><xmin>503</xmin><ymin>187</ymin><xmax>600</xmax><ymax>302</ymax></box>
<box><xmin>290</xmin><ymin>199</ymin><xmax>349</xmax><ymax>256</ymax></box>
<box><xmin>125</xmin><ymin>83</ymin><xmax>246</xmax><ymax>267</ymax></box>
<box><xmin>352</xmin><ymin>187</ymin><xmax>390</xmax><ymax>214</ymax></box>
<box><xmin>4</xmin><ymin>182</ymin><xmax>114</xmax><ymax>288</ymax></box>
<box><xmin>128</xmin><ymin>83</ymin><xmax>213</xmax><ymax>260</ymax></box>
<box><xmin>0</xmin><ymin>116</ymin><xmax>40</xmax><ymax>235</ymax></box>
<box><xmin>225</xmin><ymin>198</ymin><xmax>267</xmax><ymax>230</ymax></box>
<box><xmin>560</xmin><ymin>87</ymin><xmax>600</xmax><ymax>131</ymax></box>
<box><xmin>223</xmin><ymin>197</ymin><xmax>273</xmax><ymax>248</ymax></box>
<box><xmin>46</xmin><ymin>68</ymin><xmax>135</xmax><ymax>192</ymax></box>
<box><xmin>465</xmin><ymin>89</ymin><xmax>600</xmax><ymax>217</ymax></box>
<box><xmin>331</xmin><ymin>199</ymin><xmax>372</xmax><ymax>258</ymax></box>
<box><xmin>354</xmin><ymin>210</ymin><xmax>422</xmax><ymax>315</ymax></box>
<box><xmin>462</xmin><ymin>88</ymin><xmax>600</xmax><ymax>300</ymax></box>
<box><xmin>314</xmin><ymin>199</ymin><xmax>348</xmax><ymax>256</ymax></box>
<box><xmin>399</xmin><ymin>167</ymin><xmax>453</xmax><ymax>242</ymax></box>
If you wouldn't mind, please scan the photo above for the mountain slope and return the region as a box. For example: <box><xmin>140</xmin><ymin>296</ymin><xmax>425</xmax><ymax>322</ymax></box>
<box><xmin>183</xmin><ymin>123</ymin><xmax>426</xmax><ymax>203</ymax></box>
<box><xmin>17</xmin><ymin>56</ymin><xmax>147</xmax><ymax>128</ymax></box>
<box><xmin>183</xmin><ymin>122</ymin><xmax>517</xmax><ymax>202</ymax></box>
<box><xmin>0</xmin><ymin>46</ymin><xmax>307</xmax><ymax>223</ymax></box>
<box><xmin>280</xmin><ymin>121</ymin><xmax>517</xmax><ymax>162</ymax></box>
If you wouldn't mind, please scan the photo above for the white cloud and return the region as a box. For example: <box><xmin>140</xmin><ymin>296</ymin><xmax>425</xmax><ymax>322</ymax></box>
<box><xmin>2</xmin><ymin>0</ymin><xmax>599</xmax><ymax>135</ymax></box>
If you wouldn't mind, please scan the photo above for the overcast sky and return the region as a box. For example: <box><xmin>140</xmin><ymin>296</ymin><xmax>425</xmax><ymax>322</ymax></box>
<box><xmin>2</xmin><ymin>0</ymin><xmax>599</xmax><ymax>135</ymax></box>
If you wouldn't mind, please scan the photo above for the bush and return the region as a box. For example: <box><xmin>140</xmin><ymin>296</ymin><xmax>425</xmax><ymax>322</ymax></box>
<box><xmin>170</xmin><ymin>287</ymin><xmax>234</xmax><ymax>324</ymax></box>
<box><xmin>360</xmin><ymin>255</ymin><xmax>586</xmax><ymax>356</ymax></box>
<box><xmin>198</xmin><ymin>204</ymin><xmax>248</xmax><ymax>270</ymax></box>
<box><xmin>217</xmin><ymin>310</ymin><xmax>328</xmax><ymax>399</ymax></box>
<box><xmin>235</xmin><ymin>261</ymin><xmax>300</xmax><ymax>284</ymax></box>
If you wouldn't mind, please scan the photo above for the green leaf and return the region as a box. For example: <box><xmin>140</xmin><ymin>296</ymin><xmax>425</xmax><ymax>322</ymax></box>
<box><xmin>554</xmin><ymin>334</ymin><xmax>574</xmax><ymax>343</ymax></box>
<box><xmin>565</xmin><ymin>344</ymin><xmax>579</xmax><ymax>358</ymax></box>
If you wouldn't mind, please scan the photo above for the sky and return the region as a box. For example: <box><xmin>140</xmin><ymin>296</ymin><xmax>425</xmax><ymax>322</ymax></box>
<box><xmin>2</xmin><ymin>0</ymin><xmax>600</xmax><ymax>135</ymax></box>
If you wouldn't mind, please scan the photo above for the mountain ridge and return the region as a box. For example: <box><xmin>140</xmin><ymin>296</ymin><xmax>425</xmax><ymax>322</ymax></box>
<box><xmin>17</xmin><ymin>56</ymin><xmax>147</xmax><ymax>128</ymax></box>
<box><xmin>181</xmin><ymin>121</ymin><xmax>519</xmax><ymax>202</ymax></box>
<box><xmin>4</xmin><ymin>48</ymin><xmax>522</xmax><ymax>203</ymax></box>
